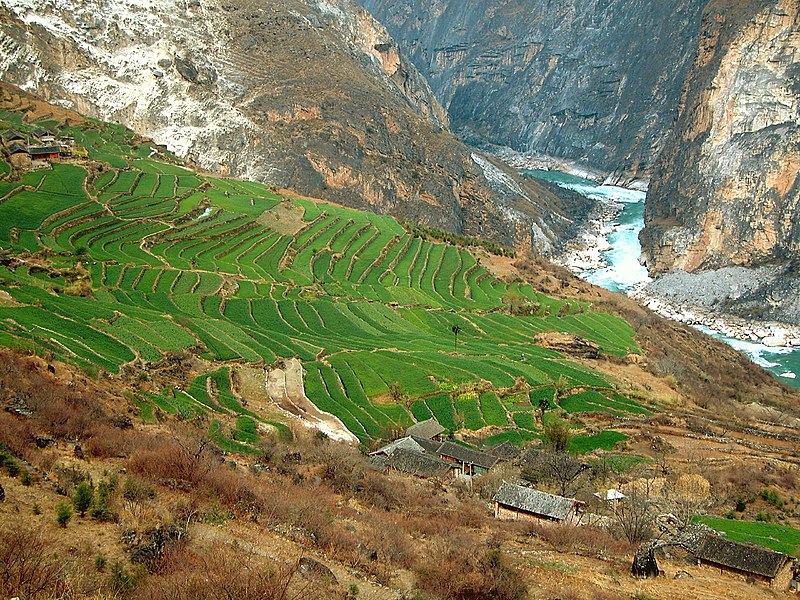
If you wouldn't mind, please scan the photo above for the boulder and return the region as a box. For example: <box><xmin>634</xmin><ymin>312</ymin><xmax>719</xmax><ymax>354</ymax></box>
<box><xmin>534</xmin><ymin>332</ymin><xmax>601</xmax><ymax>359</ymax></box>
<box><xmin>298</xmin><ymin>556</ymin><xmax>337</xmax><ymax>584</ymax></box>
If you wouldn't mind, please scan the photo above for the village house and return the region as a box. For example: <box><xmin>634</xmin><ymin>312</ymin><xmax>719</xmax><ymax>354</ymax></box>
<box><xmin>369</xmin><ymin>436</ymin><xmax>426</xmax><ymax>457</ymax></box>
<box><xmin>383</xmin><ymin>447</ymin><xmax>456</xmax><ymax>479</ymax></box>
<box><xmin>486</xmin><ymin>439</ymin><xmax>521</xmax><ymax>462</ymax></box>
<box><xmin>28</xmin><ymin>145</ymin><xmax>61</xmax><ymax>161</ymax></box>
<box><xmin>493</xmin><ymin>481</ymin><xmax>585</xmax><ymax>524</ymax></box>
<box><xmin>31</xmin><ymin>126</ymin><xmax>52</xmax><ymax>140</ymax></box>
<box><xmin>1</xmin><ymin>129</ymin><xmax>26</xmax><ymax>146</ymax></box>
<box><xmin>4</xmin><ymin>142</ymin><xmax>31</xmax><ymax>169</ymax></box>
<box><xmin>693</xmin><ymin>534</ymin><xmax>795</xmax><ymax>590</ymax></box>
<box><xmin>405</xmin><ymin>417</ymin><xmax>445</xmax><ymax>441</ymax></box>
<box><xmin>437</xmin><ymin>441</ymin><xmax>499</xmax><ymax>476</ymax></box>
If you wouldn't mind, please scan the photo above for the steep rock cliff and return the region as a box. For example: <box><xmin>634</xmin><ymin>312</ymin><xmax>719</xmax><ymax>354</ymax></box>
<box><xmin>361</xmin><ymin>0</ymin><xmax>706</xmax><ymax>181</ymax></box>
<box><xmin>641</xmin><ymin>0</ymin><xmax>799</xmax><ymax>276</ymax></box>
<box><xmin>0</xmin><ymin>0</ymin><xmax>585</xmax><ymax>249</ymax></box>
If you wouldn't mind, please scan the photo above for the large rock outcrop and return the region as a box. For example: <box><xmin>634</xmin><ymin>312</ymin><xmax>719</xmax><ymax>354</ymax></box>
<box><xmin>641</xmin><ymin>0</ymin><xmax>799</xmax><ymax>275</ymax></box>
<box><xmin>0</xmin><ymin>0</ymin><xmax>586</xmax><ymax>250</ymax></box>
<box><xmin>639</xmin><ymin>0</ymin><xmax>799</xmax><ymax>324</ymax></box>
<box><xmin>360</xmin><ymin>0</ymin><xmax>706</xmax><ymax>182</ymax></box>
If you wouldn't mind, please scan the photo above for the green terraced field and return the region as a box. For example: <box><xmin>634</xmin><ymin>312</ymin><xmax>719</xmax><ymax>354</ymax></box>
<box><xmin>0</xmin><ymin>111</ymin><xmax>643</xmax><ymax>446</ymax></box>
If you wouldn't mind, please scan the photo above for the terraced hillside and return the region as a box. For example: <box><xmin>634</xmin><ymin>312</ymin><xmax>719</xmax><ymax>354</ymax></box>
<box><xmin>0</xmin><ymin>107</ymin><xmax>647</xmax><ymax>449</ymax></box>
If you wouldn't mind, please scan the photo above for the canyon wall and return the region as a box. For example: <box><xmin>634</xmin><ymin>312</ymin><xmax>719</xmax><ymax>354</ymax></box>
<box><xmin>641</xmin><ymin>0</ymin><xmax>799</xmax><ymax>275</ymax></box>
<box><xmin>361</xmin><ymin>0</ymin><xmax>706</xmax><ymax>182</ymax></box>
<box><xmin>639</xmin><ymin>0</ymin><xmax>800</xmax><ymax>324</ymax></box>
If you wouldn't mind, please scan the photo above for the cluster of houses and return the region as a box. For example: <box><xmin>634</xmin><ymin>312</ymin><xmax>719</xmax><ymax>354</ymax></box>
<box><xmin>369</xmin><ymin>417</ymin><xmax>511</xmax><ymax>479</ymax></box>
<box><xmin>1</xmin><ymin>128</ymin><xmax>86</xmax><ymax>170</ymax></box>
<box><xmin>371</xmin><ymin>417</ymin><xmax>800</xmax><ymax>592</ymax></box>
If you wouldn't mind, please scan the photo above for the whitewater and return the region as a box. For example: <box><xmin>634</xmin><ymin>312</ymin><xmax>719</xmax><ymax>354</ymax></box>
<box><xmin>527</xmin><ymin>170</ymin><xmax>800</xmax><ymax>387</ymax></box>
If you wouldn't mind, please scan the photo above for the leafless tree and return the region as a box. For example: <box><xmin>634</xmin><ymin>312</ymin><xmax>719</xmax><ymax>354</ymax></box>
<box><xmin>522</xmin><ymin>450</ymin><xmax>589</xmax><ymax>497</ymax></box>
<box><xmin>610</xmin><ymin>480</ymin><xmax>659</xmax><ymax>544</ymax></box>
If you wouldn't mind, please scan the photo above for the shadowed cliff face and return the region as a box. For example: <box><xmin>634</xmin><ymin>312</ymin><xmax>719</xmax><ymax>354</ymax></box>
<box><xmin>360</xmin><ymin>0</ymin><xmax>705</xmax><ymax>181</ymax></box>
<box><xmin>0</xmin><ymin>0</ymin><xmax>587</xmax><ymax>250</ymax></box>
<box><xmin>641</xmin><ymin>0</ymin><xmax>800</xmax><ymax>275</ymax></box>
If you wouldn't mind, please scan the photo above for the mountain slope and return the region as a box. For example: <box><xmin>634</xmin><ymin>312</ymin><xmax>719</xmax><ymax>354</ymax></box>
<box><xmin>0</xmin><ymin>0</ymin><xmax>587</xmax><ymax>251</ymax></box>
<box><xmin>360</xmin><ymin>0</ymin><xmax>706</xmax><ymax>182</ymax></box>
<box><xmin>640</xmin><ymin>0</ymin><xmax>800</xmax><ymax>324</ymax></box>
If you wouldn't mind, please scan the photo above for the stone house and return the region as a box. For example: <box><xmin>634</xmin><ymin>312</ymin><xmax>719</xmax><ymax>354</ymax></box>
<box><xmin>383</xmin><ymin>447</ymin><xmax>456</xmax><ymax>479</ymax></box>
<box><xmin>493</xmin><ymin>481</ymin><xmax>585</xmax><ymax>524</ymax></box>
<box><xmin>405</xmin><ymin>417</ymin><xmax>445</xmax><ymax>441</ymax></box>
<box><xmin>437</xmin><ymin>441</ymin><xmax>499</xmax><ymax>476</ymax></box>
<box><xmin>693</xmin><ymin>534</ymin><xmax>794</xmax><ymax>590</ymax></box>
<box><xmin>4</xmin><ymin>142</ymin><xmax>30</xmax><ymax>169</ymax></box>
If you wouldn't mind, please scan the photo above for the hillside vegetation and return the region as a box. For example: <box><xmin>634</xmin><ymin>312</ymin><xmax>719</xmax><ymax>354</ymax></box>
<box><xmin>0</xmin><ymin>105</ymin><xmax>646</xmax><ymax>451</ymax></box>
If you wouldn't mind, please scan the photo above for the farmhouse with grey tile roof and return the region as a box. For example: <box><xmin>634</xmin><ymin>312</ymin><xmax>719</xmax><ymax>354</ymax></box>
<box><xmin>405</xmin><ymin>418</ymin><xmax>445</xmax><ymax>440</ymax></box>
<box><xmin>493</xmin><ymin>481</ymin><xmax>584</xmax><ymax>523</ymax></box>
<box><xmin>411</xmin><ymin>436</ymin><xmax>443</xmax><ymax>453</ymax></box>
<box><xmin>369</xmin><ymin>436</ymin><xmax>425</xmax><ymax>457</ymax></box>
<box><xmin>437</xmin><ymin>441</ymin><xmax>499</xmax><ymax>475</ymax></box>
<box><xmin>694</xmin><ymin>534</ymin><xmax>794</xmax><ymax>588</ymax></box>
<box><xmin>385</xmin><ymin>447</ymin><xmax>454</xmax><ymax>479</ymax></box>
<box><xmin>487</xmin><ymin>440</ymin><xmax>520</xmax><ymax>461</ymax></box>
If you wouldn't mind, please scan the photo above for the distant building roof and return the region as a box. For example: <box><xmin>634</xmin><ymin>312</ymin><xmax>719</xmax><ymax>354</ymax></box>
<box><xmin>28</xmin><ymin>145</ymin><xmax>61</xmax><ymax>156</ymax></box>
<box><xmin>368</xmin><ymin>454</ymin><xmax>387</xmax><ymax>472</ymax></box>
<box><xmin>31</xmin><ymin>127</ymin><xmax>53</xmax><ymax>138</ymax></box>
<box><xmin>594</xmin><ymin>489</ymin><xmax>625</xmax><ymax>501</ymax></box>
<box><xmin>405</xmin><ymin>418</ymin><xmax>445</xmax><ymax>440</ymax></box>
<box><xmin>1</xmin><ymin>130</ymin><xmax>26</xmax><ymax>143</ymax></box>
<box><xmin>410</xmin><ymin>436</ymin><xmax>443</xmax><ymax>453</ymax></box>
<box><xmin>487</xmin><ymin>440</ymin><xmax>521</xmax><ymax>461</ymax></box>
<box><xmin>6</xmin><ymin>142</ymin><xmax>29</xmax><ymax>155</ymax></box>
<box><xmin>695</xmin><ymin>534</ymin><xmax>790</xmax><ymax>579</ymax></box>
<box><xmin>370</xmin><ymin>436</ymin><xmax>425</xmax><ymax>456</ymax></box>
<box><xmin>438</xmin><ymin>441</ymin><xmax>499</xmax><ymax>470</ymax></box>
<box><xmin>385</xmin><ymin>447</ymin><xmax>453</xmax><ymax>478</ymax></box>
<box><xmin>494</xmin><ymin>481</ymin><xmax>583</xmax><ymax>521</ymax></box>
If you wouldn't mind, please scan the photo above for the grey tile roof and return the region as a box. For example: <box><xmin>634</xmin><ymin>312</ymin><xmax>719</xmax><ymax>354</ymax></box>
<box><xmin>385</xmin><ymin>447</ymin><xmax>452</xmax><ymax>478</ymax></box>
<box><xmin>6</xmin><ymin>142</ymin><xmax>28</xmax><ymax>155</ymax></box>
<box><xmin>488</xmin><ymin>440</ymin><xmax>521</xmax><ymax>460</ymax></box>
<box><xmin>437</xmin><ymin>441</ymin><xmax>499</xmax><ymax>470</ymax></box>
<box><xmin>411</xmin><ymin>436</ymin><xmax>443</xmax><ymax>453</ymax></box>
<box><xmin>1</xmin><ymin>130</ymin><xmax>25</xmax><ymax>142</ymax></box>
<box><xmin>28</xmin><ymin>145</ymin><xmax>61</xmax><ymax>155</ymax></box>
<box><xmin>493</xmin><ymin>481</ymin><xmax>581</xmax><ymax>521</ymax></box>
<box><xmin>405</xmin><ymin>418</ymin><xmax>445</xmax><ymax>439</ymax></box>
<box><xmin>31</xmin><ymin>127</ymin><xmax>52</xmax><ymax>138</ymax></box>
<box><xmin>695</xmin><ymin>534</ymin><xmax>790</xmax><ymax>579</ymax></box>
<box><xmin>368</xmin><ymin>455</ymin><xmax>387</xmax><ymax>472</ymax></box>
<box><xmin>370</xmin><ymin>436</ymin><xmax>425</xmax><ymax>456</ymax></box>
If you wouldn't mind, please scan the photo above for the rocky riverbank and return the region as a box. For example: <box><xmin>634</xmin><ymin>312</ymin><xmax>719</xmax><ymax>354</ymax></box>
<box><xmin>633</xmin><ymin>269</ymin><xmax>800</xmax><ymax>350</ymax></box>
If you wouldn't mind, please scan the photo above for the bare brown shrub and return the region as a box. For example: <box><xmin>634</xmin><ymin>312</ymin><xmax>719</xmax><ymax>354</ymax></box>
<box><xmin>415</xmin><ymin>537</ymin><xmax>527</xmax><ymax>600</ymax></box>
<box><xmin>132</xmin><ymin>542</ymin><xmax>330</xmax><ymax>600</ymax></box>
<box><xmin>85</xmin><ymin>424</ymin><xmax>133</xmax><ymax>458</ymax></box>
<box><xmin>525</xmin><ymin>522</ymin><xmax>631</xmax><ymax>557</ymax></box>
<box><xmin>0</xmin><ymin>410</ymin><xmax>35</xmax><ymax>459</ymax></box>
<box><xmin>0</xmin><ymin>525</ymin><xmax>69</xmax><ymax>598</ymax></box>
<box><xmin>128</xmin><ymin>434</ymin><xmax>216</xmax><ymax>488</ymax></box>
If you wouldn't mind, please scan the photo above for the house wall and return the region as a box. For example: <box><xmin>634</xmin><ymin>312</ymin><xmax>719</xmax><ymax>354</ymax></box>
<box><xmin>698</xmin><ymin>560</ymin><xmax>777</xmax><ymax>586</ymax></box>
<box><xmin>495</xmin><ymin>503</ymin><xmax>558</xmax><ymax>523</ymax></box>
<box><xmin>773</xmin><ymin>563</ymin><xmax>793</xmax><ymax>591</ymax></box>
<box><xmin>9</xmin><ymin>153</ymin><xmax>30</xmax><ymax>168</ymax></box>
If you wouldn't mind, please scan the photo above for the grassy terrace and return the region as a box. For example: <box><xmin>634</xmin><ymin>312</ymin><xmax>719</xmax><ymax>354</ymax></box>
<box><xmin>0</xmin><ymin>110</ymin><xmax>645</xmax><ymax>448</ymax></box>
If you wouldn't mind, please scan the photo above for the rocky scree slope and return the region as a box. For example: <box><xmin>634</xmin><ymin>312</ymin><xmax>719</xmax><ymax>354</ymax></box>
<box><xmin>360</xmin><ymin>0</ymin><xmax>706</xmax><ymax>183</ymax></box>
<box><xmin>640</xmin><ymin>0</ymin><xmax>800</xmax><ymax>324</ymax></box>
<box><xmin>0</xmin><ymin>0</ymin><xmax>584</xmax><ymax>250</ymax></box>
